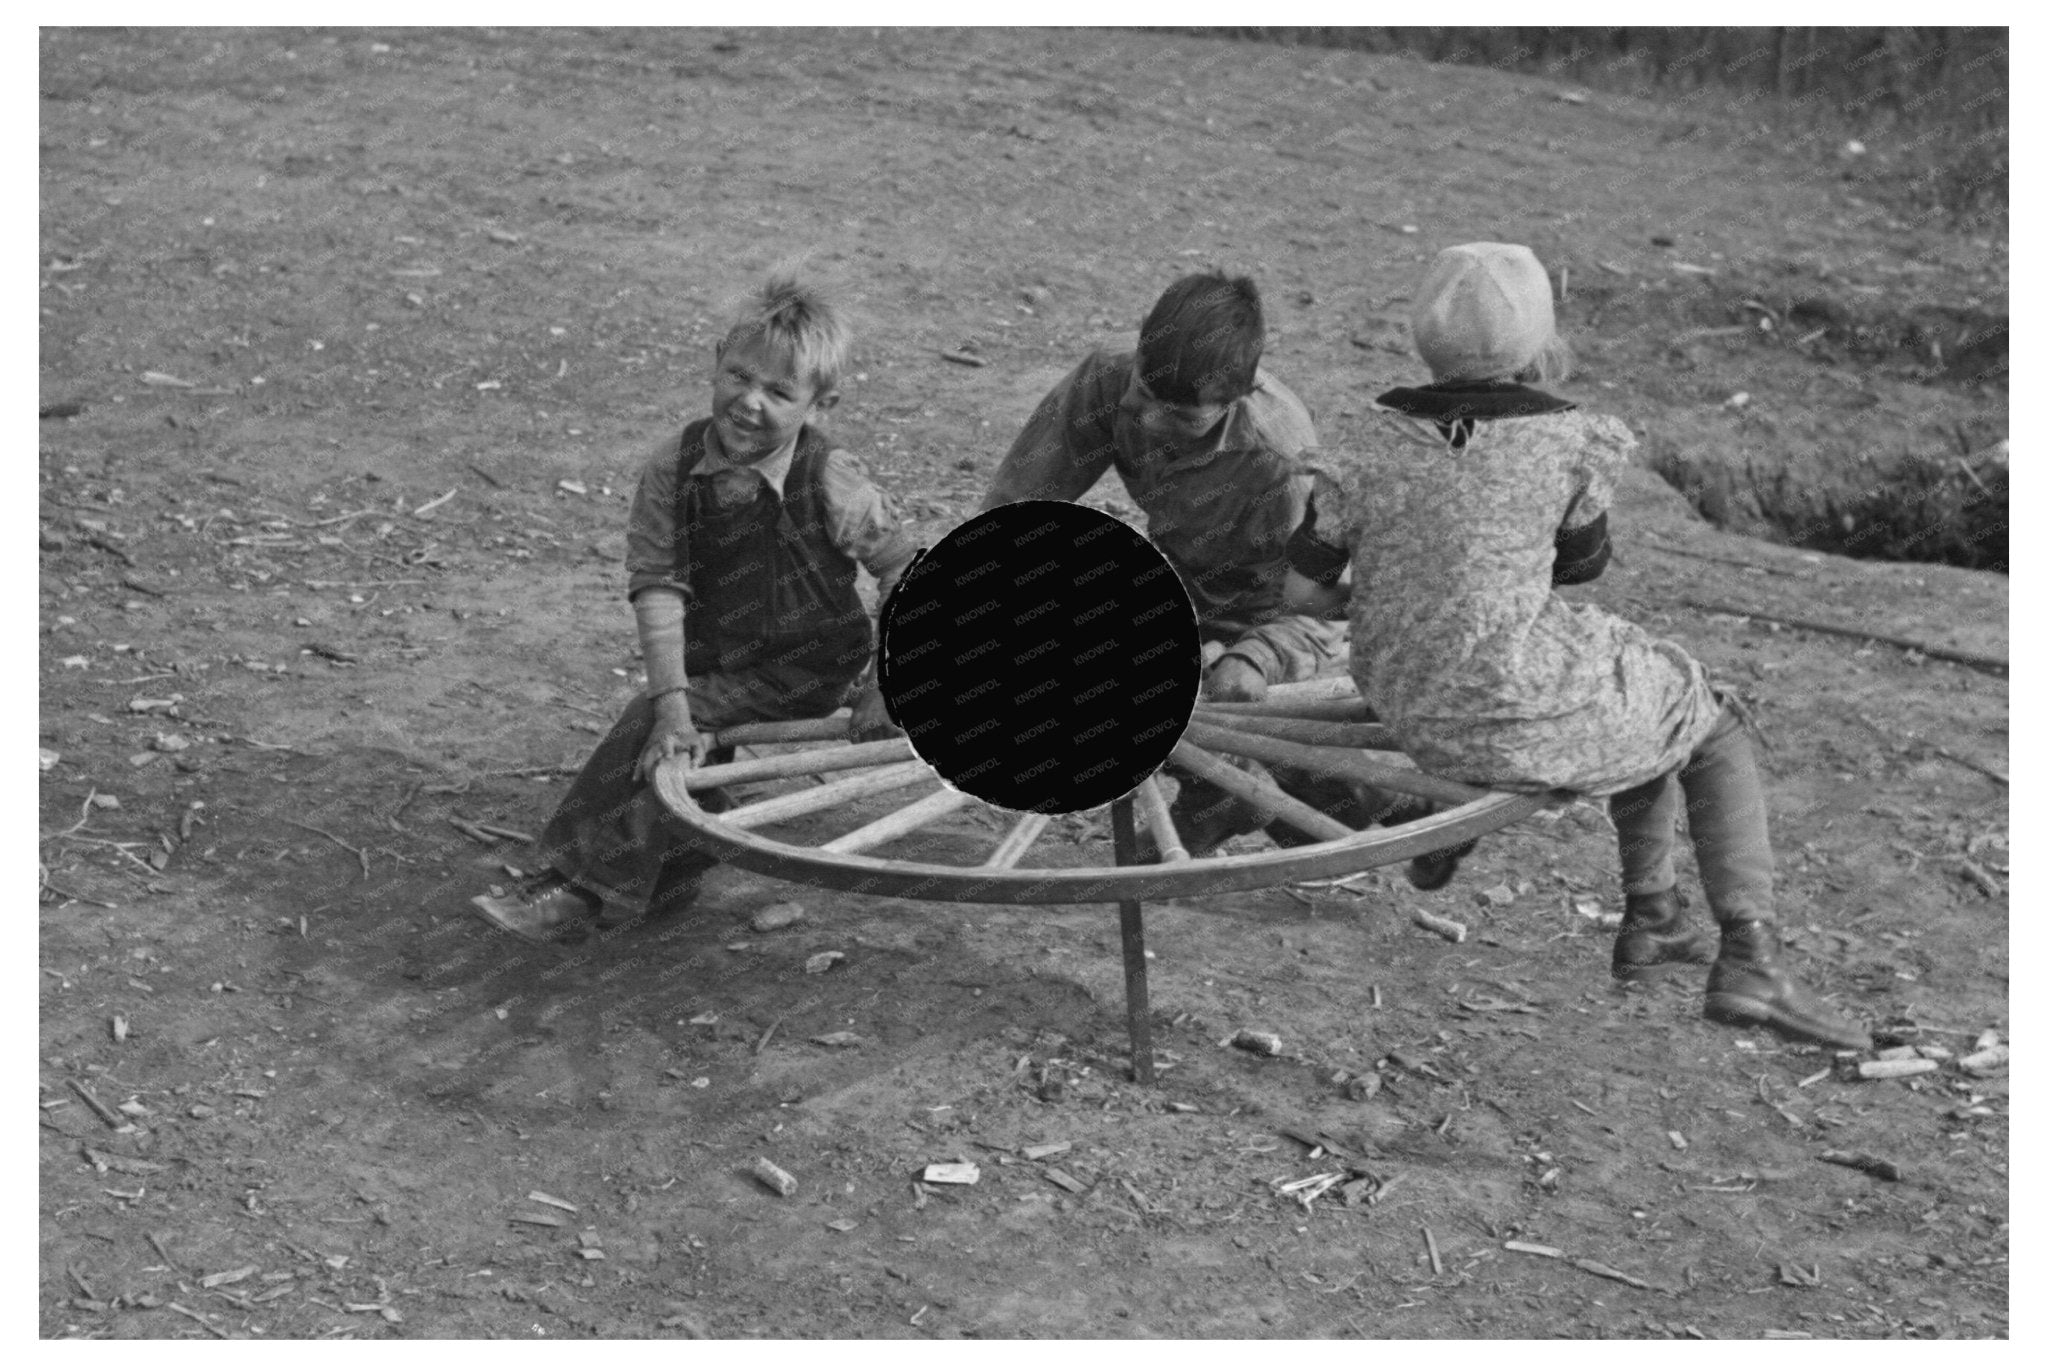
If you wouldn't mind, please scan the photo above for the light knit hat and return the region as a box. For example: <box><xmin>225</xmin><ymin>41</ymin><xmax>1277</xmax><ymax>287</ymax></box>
<box><xmin>1411</xmin><ymin>243</ymin><xmax>1556</xmax><ymax>381</ymax></box>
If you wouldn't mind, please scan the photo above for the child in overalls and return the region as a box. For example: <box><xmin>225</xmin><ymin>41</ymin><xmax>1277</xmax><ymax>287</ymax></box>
<box><xmin>473</xmin><ymin>275</ymin><xmax>917</xmax><ymax>941</ymax></box>
<box><xmin>1284</xmin><ymin>243</ymin><xmax>1870</xmax><ymax>1050</ymax></box>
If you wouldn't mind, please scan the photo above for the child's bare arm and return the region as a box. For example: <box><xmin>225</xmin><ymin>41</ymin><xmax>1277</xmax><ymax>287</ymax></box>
<box><xmin>632</xmin><ymin>588</ymin><xmax>710</xmax><ymax>780</ymax></box>
<box><xmin>619</xmin><ymin>441</ymin><xmax>709</xmax><ymax>779</ymax></box>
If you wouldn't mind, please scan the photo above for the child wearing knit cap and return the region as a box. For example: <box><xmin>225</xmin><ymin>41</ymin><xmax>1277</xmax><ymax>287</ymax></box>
<box><xmin>1284</xmin><ymin>242</ymin><xmax>1870</xmax><ymax>1051</ymax></box>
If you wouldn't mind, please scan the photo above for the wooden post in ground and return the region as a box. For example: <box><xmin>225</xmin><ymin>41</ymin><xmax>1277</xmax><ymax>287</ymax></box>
<box><xmin>1109</xmin><ymin>794</ymin><xmax>1155</xmax><ymax>1085</ymax></box>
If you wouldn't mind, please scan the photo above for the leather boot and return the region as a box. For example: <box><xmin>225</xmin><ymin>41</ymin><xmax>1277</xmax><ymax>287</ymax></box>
<box><xmin>1704</xmin><ymin>921</ymin><xmax>1872</xmax><ymax>1050</ymax></box>
<box><xmin>1611</xmin><ymin>887</ymin><xmax>1715</xmax><ymax>981</ymax></box>
<box><xmin>1364</xmin><ymin>797</ymin><xmax>1479</xmax><ymax>891</ymax></box>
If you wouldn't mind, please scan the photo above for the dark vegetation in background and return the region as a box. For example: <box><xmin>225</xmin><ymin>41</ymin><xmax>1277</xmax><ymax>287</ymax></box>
<box><xmin>1181</xmin><ymin>26</ymin><xmax>2008</xmax><ymax>572</ymax></box>
<box><xmin>1765</xmin><ymin>446</ymin><xmax>2006</xmax><ymax>573</ymax></box>
<box><xmin>1569</xmin><ymin>271</ymin><xmax>2010</xmax><ymax>573</ymax></box>
<box><xmin>1645</xmin><ymin>425</ymin><xmax>2010</xmax><ymax>574</ymax></box>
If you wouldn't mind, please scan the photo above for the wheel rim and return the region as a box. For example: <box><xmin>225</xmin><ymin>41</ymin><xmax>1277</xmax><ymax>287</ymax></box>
<box><xmin>651</xmin><ymin>682</ymin><xmax>1552</xmax><ymax>905</ymax></box>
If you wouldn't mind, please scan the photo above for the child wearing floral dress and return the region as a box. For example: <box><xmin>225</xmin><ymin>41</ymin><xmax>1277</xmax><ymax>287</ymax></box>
<box><xmin>1284</xmin><ymin>243</ymin><xmax>1869</xmax><ymax>1050</ymax></box>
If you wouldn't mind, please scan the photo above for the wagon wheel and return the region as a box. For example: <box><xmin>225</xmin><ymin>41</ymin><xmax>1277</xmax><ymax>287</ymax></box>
<box><xmin>651</xmin><ymin>680</ymin><xmax>1549</xmax><ymax>1083</ymax></box>
<box><xmin>651</xmin><ymin>680</ymin><xmax>1550</xmax><ymax>905</ymax></box>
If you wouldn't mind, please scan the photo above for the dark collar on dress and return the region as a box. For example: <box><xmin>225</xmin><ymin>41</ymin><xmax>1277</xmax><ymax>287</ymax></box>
<box><xmin>1375</xmin><ymin>380</ymin><xmax>1577</xmax><ymax>421</ymax></box>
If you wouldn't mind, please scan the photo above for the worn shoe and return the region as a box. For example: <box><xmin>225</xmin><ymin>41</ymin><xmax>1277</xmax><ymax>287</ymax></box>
<box><xmin>1365</xmin><ymin>797</ymin><xmax>1479</xmax><ymax>891</ymax></box>
<box><xmin>1406</xmin><ymin>838</ymin><xmax>1478</xmax><ymax>891</ymax></box>
<box><xmin>1703</xmin><ymin>921</ymin><xmax>1872</xmax><ymax>1050</ymax></box>
<box><xmin>1611</xmin><ymin>887</ymin><xmax>1716</xmax><ymax>981</ymax></box>
<box><xmin>470</xmin><ymin>877</ymin><xmax>600</xmax><ymax>943</ymax></box>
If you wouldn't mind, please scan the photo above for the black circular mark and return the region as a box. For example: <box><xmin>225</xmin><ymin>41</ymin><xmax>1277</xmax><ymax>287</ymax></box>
<box><xmin>877</xmin><ymin>502</ymin><xmax>1200</xmax><ymax>814</ymax></box>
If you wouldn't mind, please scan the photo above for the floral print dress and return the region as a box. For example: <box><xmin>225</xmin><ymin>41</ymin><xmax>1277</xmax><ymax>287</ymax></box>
<box><xmin>1292</xmin><ymin>402</ymin><xmax>1721</xmax><ymax>797</ymax></box>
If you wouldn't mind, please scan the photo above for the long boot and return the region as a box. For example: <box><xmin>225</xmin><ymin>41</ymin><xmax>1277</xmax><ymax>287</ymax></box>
<box><xmin>1674</xmin><ymin>706</ymin><xmax>1870</xmax><ymax>1050</ymax></box>
<box><xmin>1704</xmin><ymin>921</ymin><xmax>1872</xmax><ymax>1050</ymax></box>
<box><xmin>1611</xmin><ymin>887</ymin><xmax>1715</xmax><ymax>981</ymax></box>
<box><xmin>1366</xmin><ymin>796</ymin><xmax>1478</xmax><ymax>890</ymax></box>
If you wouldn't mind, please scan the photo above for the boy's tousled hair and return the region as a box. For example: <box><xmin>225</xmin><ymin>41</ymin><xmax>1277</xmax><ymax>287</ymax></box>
<box><xmin>1136</xmin><ymin>271</ymin><xmax>1264</xmax><ymax>406</ymax></box>
<box><xmin>718</xmin><ymin>271</ymin><xmax>852</xmax><ymax>396</ymax></box>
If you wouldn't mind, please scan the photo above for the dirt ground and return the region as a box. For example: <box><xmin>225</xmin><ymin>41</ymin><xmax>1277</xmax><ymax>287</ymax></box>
<box><xmin>38</xmin><ymin>28</ymin><xmax>2008</xmax><ymax>1340</ymax></box>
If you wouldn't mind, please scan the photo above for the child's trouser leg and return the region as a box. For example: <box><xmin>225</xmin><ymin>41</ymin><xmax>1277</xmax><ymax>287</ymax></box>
<box><xmin>1608</xmin><ymin>769</ymin><xmax>1682</xmax><ymax>896</ymax></box>
<box><xmin>534</xmin><ymin>694</ymin><xmax>695</xmax><ymax>922</ymax></box>
<box><xmin>1607</xmin><ymin>767</ymin><xmax>1714</xmax><ymax>979</ymax></box>
<box><xmin>1678</xmin><ymin>705</ymin><xmax>1870</xmax><ymax>1049</ymax></box>
<box><xmin>535</xmin><ymin>692</ymin><xmax>659</xmax><ymax>893</ymax></box>
<box><xmin>1676</xmin><ymin>707</ymin><xmax>1775</xmax><ymax>926</ymax></box>
<box><xmin>539</xmin><ymin>668</ymin><xmax>857</xmax><ymax>921</ymax></box>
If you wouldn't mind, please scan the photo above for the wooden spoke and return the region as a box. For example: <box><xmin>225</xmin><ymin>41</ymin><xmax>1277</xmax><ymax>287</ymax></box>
<box><xmin>715</xmin><ymin>761</ymin><xmax>932</xmax><ymax>830</ymax></box>
<box><xmin>1193</xmin><ymin>695</ymin><xmax>1376</xmax><ymax>723</ymax></box>
<box><xmin>1166</xmin><ymin>740</ymin><xmax>1355</xmax><ymax>844</ymax></box>
<box><xmin>821</xmin><ymin>786</ymin><xmax>975</xmax><ymax>855</ymax></box>
<box><xmin>684</xmin><ymin>737</ymin><xmax>914</xmax><ymax>791</ymax></box>
<box><xmin>1183</xmin><ymin>719</ymin><xmax>1490</xmax><ymax>809</ymax></box>
<box><xmin>714</xmin><ymin>716</ymin><xmax>854</xmax><ymax>747</ymax></box>
<box><xmin>1132</xmin><ymin>775</ymin><xmax>1189</xmax><ymax>863</ymax></box>
<box><xmin>659</xmin><ymin>777</ymin><xmax>1546</xmax><ymax>903</ymax></box>
<box><xmin>1188</xmin><ymin>712</ymin><xmax>1400</xmax><ymax>750</ymax></box>
<box><xmin>983</xmin><ymin>812</ymin><xmax>1053</xmax><ymax>869</ymax></box>
<box><xmin>651</xmin><ymin>674</ymin><xmax>1554</xmax><ymax>905</ymax></box>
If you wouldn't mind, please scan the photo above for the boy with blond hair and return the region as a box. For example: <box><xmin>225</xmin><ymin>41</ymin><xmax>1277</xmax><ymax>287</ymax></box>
<box><xmin>474</xmin><ymin>274</ymin><xmax>917</xmax><ymax>941</ymax></box>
